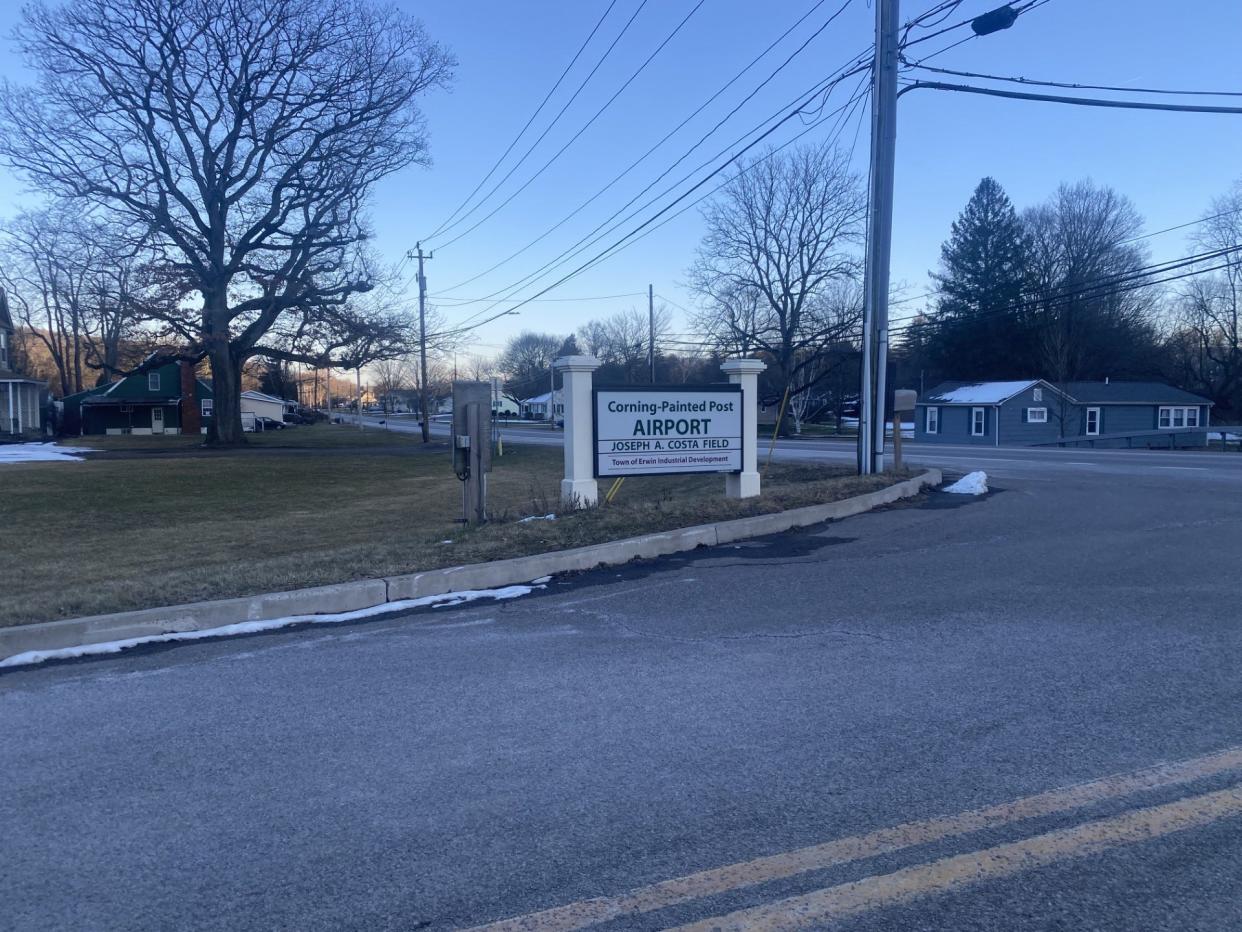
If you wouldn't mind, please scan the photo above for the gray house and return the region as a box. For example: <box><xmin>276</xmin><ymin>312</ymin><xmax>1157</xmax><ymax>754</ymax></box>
<box><xmin>914</xmin><ymin>379</ymin><xmax>1213</xmax><ymax>448</ymax></box>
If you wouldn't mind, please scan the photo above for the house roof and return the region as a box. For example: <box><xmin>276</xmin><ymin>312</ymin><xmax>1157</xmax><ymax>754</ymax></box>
<box><xmin>1060</xmin><ymin>381</ymin><xmax>1213</xmax><ymax>406</ymax></box>
<box><xmin>241</xmin><ymin>390</ymin><xmax>293</xmax><ymax>404</ymax></box>
<box><xmin>920</xmin><ymin>380</ymin><xmax>1042</xmax><ymax>405</ymax></box>
<box><xmin>920</xmin><ymin>378</ymin><xmax>1213</xmax><ymax>407</ymax></box>
<box><xmin>82</xmin><ymin>395</ymin><xmax>183</xmax><ymax>406</ymax></box>
<box><xmin>522</xmin><ymin>390</ymin><xmax>561</xmax><ymax>404</ymax></box>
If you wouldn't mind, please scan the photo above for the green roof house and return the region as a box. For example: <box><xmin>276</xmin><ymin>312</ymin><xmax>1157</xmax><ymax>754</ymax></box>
<box><xmin>62</xmin><ymin>358</ymin><xmax>210</xmax><ymax>436</ymax></box>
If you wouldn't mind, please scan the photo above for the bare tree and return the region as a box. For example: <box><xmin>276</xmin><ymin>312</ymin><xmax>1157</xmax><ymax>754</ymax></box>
<box><xmin>370</xmin><ymin>358</ymin><xmax>411</xmax><ymax>415</ymax></box>
<box><xmin>0</xmin><ymin>0</ymin><xmax>453</xmax><ymax>443</ymax></box>
<box><xmin>1024</xmin><ymin>181</ymin><xmax>1161</xmax><ymax>386</ymax></box>
<box><xmin>688</xmin><ymin>144</ymin><xmax>866</xmax><ymax>406</ymax></box>
<box><xmin>497</xmin><ymin>331</ymin><xmax>564</xmax><ymax>407</ymax></box>
<box><xmin>1168</xmin><ymin>183</ymin><xmax>1242</xmax><ymax>416</ymax></box>
<box><xmin>577</xmin><ymin>306</ymin><xmax>672</xmax><ymax>382</ymax></box>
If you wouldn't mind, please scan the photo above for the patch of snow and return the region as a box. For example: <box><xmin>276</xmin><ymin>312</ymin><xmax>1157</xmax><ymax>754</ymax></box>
<box><xmin>935</xmin><ymin>381</ymin><xmax>1036</xmax><ymax>404</ymax></box>
<box><xmin>518</xmin><ymin>513</ymin><xmax>557</xmax><ymax>523</ymax></box>
<box><xmin>1208</xmin><ymin>431</ymin><xmax>1240</xmax><ymax>442</ymax></box>
<box><xmin>0</xmin><ymin>442</ymin><xmax>95</xmax><ymax>464</ymax></box>
<box><xmin>530</xmin><ymin>575</ymin><xmax>553</xmax><ymax>585</ymax></box>
<box><xmin>943</xmin><ymin>471</ymin><xmax>988</xmax><ymax>495</ymax></box>
<box><xmin>0</xmin><ymin>584</ymin><xmax>542</xmax><ymax>669</ymax></box>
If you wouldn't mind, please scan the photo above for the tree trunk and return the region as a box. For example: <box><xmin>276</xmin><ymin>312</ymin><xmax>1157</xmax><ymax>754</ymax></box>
<box><xmin>208</xmin><ymin>344</ymin><xmax>244</xmax><ymax>445</ymax></box>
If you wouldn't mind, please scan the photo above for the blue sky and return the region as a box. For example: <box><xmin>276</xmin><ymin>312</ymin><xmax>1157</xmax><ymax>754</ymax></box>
<box><xmin>1</xmin><ymin>0</ymin><xmax>1240</xmax><ymax>356</ymax></box>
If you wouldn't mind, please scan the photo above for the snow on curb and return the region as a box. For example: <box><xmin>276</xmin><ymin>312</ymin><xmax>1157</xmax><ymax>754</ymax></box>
<box><xmin>943</xmin><ymin>471</ymin><xmax>988</xmax><ymax>495</ymax></box>
<box><xmin>0</xmin><ymin>584</ymin><xmax>540</xmax><ymax>669</ymax></box>
<box><xmin>0</xmin><ymin>442</ymin><xmax>95</xmax><ymax>464</ymax></box>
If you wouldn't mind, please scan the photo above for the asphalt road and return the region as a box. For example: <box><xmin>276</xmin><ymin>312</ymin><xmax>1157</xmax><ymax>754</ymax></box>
<box><xmin>367</xmin><ymin>414</ymin><xmax>1242</xmax><ymax>485</ymax></box>
<box><xmin>4</xmin><ymin>453</ymin><xmax>1242</xmax><ymax>929</ymax></box>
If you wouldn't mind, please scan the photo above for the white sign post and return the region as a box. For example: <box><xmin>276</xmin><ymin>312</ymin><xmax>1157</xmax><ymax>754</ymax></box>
<box><xmin>594</xmin><ymin>386</ymin><xmax>743</xmax><ymax>477</ymax></box>
<box><xmin>554</xmin><ymin>355</ymin><xmax>602</xmax><ymax>507</ymax></box>
<box><xmin>720</xmin><ymin>358</ymin><xmax>767</xmax><ymax>499</ymax></box>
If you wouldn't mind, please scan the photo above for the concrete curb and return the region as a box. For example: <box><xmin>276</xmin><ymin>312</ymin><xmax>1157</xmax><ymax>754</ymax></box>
<box><xmin>0</xmin><ymin>469</ymin><xmax>940</xmax><ymax>662</ymax></box>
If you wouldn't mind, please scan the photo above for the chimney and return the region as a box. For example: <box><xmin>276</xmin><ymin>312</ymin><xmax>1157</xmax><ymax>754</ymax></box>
<box><xmin>180</xmin><ymin>359</ymin><xmax>202</xmax><ymax>435</ymax></box>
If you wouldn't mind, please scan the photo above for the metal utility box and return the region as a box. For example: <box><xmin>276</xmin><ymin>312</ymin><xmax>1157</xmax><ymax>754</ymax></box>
<box><xmin>452</xmin><ymin>381</ymin><xmax>492</xmax><ymax>523</ymax></box>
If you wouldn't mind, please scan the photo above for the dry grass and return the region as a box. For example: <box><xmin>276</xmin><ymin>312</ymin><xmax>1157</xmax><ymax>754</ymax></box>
<box><xmin>3</xmin><ymin>428</ymin><xmax>910</xmax><ymax>627</ymax></box>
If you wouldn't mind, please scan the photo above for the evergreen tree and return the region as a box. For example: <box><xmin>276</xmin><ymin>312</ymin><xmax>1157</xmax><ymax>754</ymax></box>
<box><xmin>927</xmin><ymin>177</ymin><xmax>1034</xmax><ymax>379</ymax></box>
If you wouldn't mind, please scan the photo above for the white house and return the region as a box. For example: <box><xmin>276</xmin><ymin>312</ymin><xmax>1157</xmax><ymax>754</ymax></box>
<box><xmin>521</xmin><ymin>389</ymin><xmax>563</xmax><ymax>420</ymax></box>
<box><xmin>240</xmin><ymin>390</ymin><xmax>294</xmax><ymax>424</ymax></box>
<box><xmin>0</xmin><ymin>288</ymin><xmax>46</xmax><ymax>439</ymax></box>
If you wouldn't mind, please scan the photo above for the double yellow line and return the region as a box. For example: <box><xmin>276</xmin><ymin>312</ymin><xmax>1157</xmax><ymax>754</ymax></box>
<box><xmin>469</xmin><ymin>746</ymin><xmax>1242</xmax><ymax>931</ymax></box>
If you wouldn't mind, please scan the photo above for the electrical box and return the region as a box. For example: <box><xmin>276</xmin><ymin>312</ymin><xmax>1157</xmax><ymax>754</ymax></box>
<box><xmin>452</xmin><ymin>381</ymin><xmax>492</xmax><ymax>523</ymax></box>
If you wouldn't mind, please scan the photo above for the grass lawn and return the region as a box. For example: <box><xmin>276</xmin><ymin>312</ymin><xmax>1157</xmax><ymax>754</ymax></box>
<box><xmin>4</xmin><ymin>425</ymin><xmax>911</xmax><ymax>627</ymax></box>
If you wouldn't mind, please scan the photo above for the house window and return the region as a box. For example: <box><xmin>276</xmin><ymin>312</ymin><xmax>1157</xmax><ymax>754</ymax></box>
<box><xmin>201</xmin><ymin>399</ymin><xmax>213</xmax><ymax>418</ymax></box>
<box><xmin>1032</xmin><ymin>387</ymin><xmax>1043</xmax><ymax>402</ymax></box>
<box><xmin>0</xmin><ymin>329</ymin><xmax>7</xmax><ymax>367</ymax></box>
<box><xmin>1027</xmin><ymin>407</ymin><xmax>1048</xmax><ymax>423</ymax></box>
<box><xmin>1158</xmin><ymin>406</ymin><xmax>1200</xmax><ymax>429</ymax></box>
<box><xmin>148</xmin><ymin>372</ymin><xmax>160</xmax><ymax>391</ymax></box>
<box><xmin>1086</xmin><ymin>407</ymin><xmax>1100</xmax><ymax>436</ymax></box>
<box><xmin>971</xmin><ymin>407</ymin><xmax>986</xmax><ymax>436</ymax></box>
<box><xmin>925</xmin><ymin>406</ymin><xmax>939</xmax><ymax>434</ymax></box>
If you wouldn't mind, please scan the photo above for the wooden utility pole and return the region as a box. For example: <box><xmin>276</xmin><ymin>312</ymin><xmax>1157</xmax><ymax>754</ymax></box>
<box><xmin>859</xmin><ymin>0</ymin><xmax>898</xmax><ymax>475</ymax></box>
<box><xmin>414</xmin><ymin>243</ymin><xmax>433</xmax><ymax>443</ymax></box>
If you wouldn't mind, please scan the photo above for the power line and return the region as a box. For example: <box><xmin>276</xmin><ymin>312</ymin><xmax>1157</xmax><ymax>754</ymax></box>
<box><xmin>433</xmin><ymin>291</ymin><xmax>646</xmax><ymax>305</ymax></box>
<box><xmin>441</xmin><ymin>76</ymin><xmax>872</xmax><ymax>344</ymax></box>
<box><xmin>420</xmin><ymin>0</ymin><xmax>623</xmax><ymax>242</ymax></box>
<box><xmin>431</xmin><ymin>0</ymin><xmax>960</xmax><ymax>316</ymax></box>
<box><xmin>477</xmin><ymin>76</ymin><xmax>876</xmax><ymax>326</ymax></box>
<box><xmin>902</xmin><ymin>80</ymin><xmax>1242</xmax><ymax>114</ymax></box>
<box><xmin>887</xmin><ymin>207</ymin><xmax>1242</xmax><ymax>316</ymax></box>
<box><xmin>449</xmin><ymin>62</ymin><xmax>872</xmax><ymax>316</ymax></box>
<box><xmin>663</xmin><ymin>251</ymin><xmax>1241</xmax><ymax>356</ymax></box>
<box><xmin>432</xmin><ymin>0</ymin><xmax>859</xmax><ymax>297</ymax></box>
<box><xmin>888</xmin><ymin>244</ymin><xmax>1242</xmax><ymax>337</ymax></box>
<box><xmin>901</xmin><ymin>0</ymin><xmax>1053</xmax><ymax>68</ymax></box>
<box><xmin>424</xmin><ymin>0</ymin><xmax>652</xmax><ymax>245</ymax></box>
<box><xmin>903</xmin><ymin>62</ymin><xmax>1242</xmax><ymax>98</ymax></box>
<box><xmin>430</xmin><ymin>0</ymin><xmax>974</xmax><ymax>339</ymax></box>
<box><xmin>432</xmin><ymin>0</ymin><xmax>709</xmax><ymax>252</ymax></box>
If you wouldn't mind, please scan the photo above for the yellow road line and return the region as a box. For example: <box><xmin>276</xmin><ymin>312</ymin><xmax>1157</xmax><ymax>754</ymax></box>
<box><xmin>672</xmin><ymin>783</ymin><xmax>1242</xmax><ymax>931</ymax></box>
<box><xmin>467</xmin><ymin>746</ymin><xmax>1242</xmax><ymax>932</ymax></box>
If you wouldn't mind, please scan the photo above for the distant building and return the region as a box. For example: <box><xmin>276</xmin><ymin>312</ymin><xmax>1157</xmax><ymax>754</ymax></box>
<box><xmin>0</xmin><ymin>287</ymin><xmax>47</xmax><ymax>440</ymax></box>
<box><xmin>521</xmin><ymin>389</ymin><xmax>563</xmax><ymax>420</ymax></box>
<box><xmin>62</xmin><ymin>358</ymin><xmax>209</xmax><ymax>436</ymax></box>
<box><xmin>914</xmin><ymin>379</ymin><xmax>1213</xmax><ymax>448</ymax></box>
<box><xmin>62</xmin><ymin>360</ymin><xmax>294</xmax><ymax>435</ymax></box>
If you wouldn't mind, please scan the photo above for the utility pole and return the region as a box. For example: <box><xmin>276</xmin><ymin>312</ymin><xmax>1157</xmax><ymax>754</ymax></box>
<box><xmin>648</xmin><ymin>283</ymin><xmax>656</xmax><ymax>383</ymax></box>
<box><xmin>413</xmin><ymin>243</ymin><xmax>433</xmax><ymax>443</ymax></box>
<box><xmin>859</xmin><ymin>0</ymin><xmax>899</xmax><ymax>475</ymax></box>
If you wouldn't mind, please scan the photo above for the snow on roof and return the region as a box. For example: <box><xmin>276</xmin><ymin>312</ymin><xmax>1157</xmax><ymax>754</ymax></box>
<box><xmin>928</xmin><ymin>380</ymin><xmax>1037</xmax><ymax>404</ymax></box>
<box><xmin>241</xmin><ymin>390</ymin><xmax>291</xmax><ymax>404</ymax></box>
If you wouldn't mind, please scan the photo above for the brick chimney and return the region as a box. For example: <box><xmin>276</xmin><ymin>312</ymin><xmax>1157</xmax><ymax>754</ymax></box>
<box><xmin>180</xmin><ymin>359</ymin><xmax>202</xmax><ymax>435</ymax></box>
